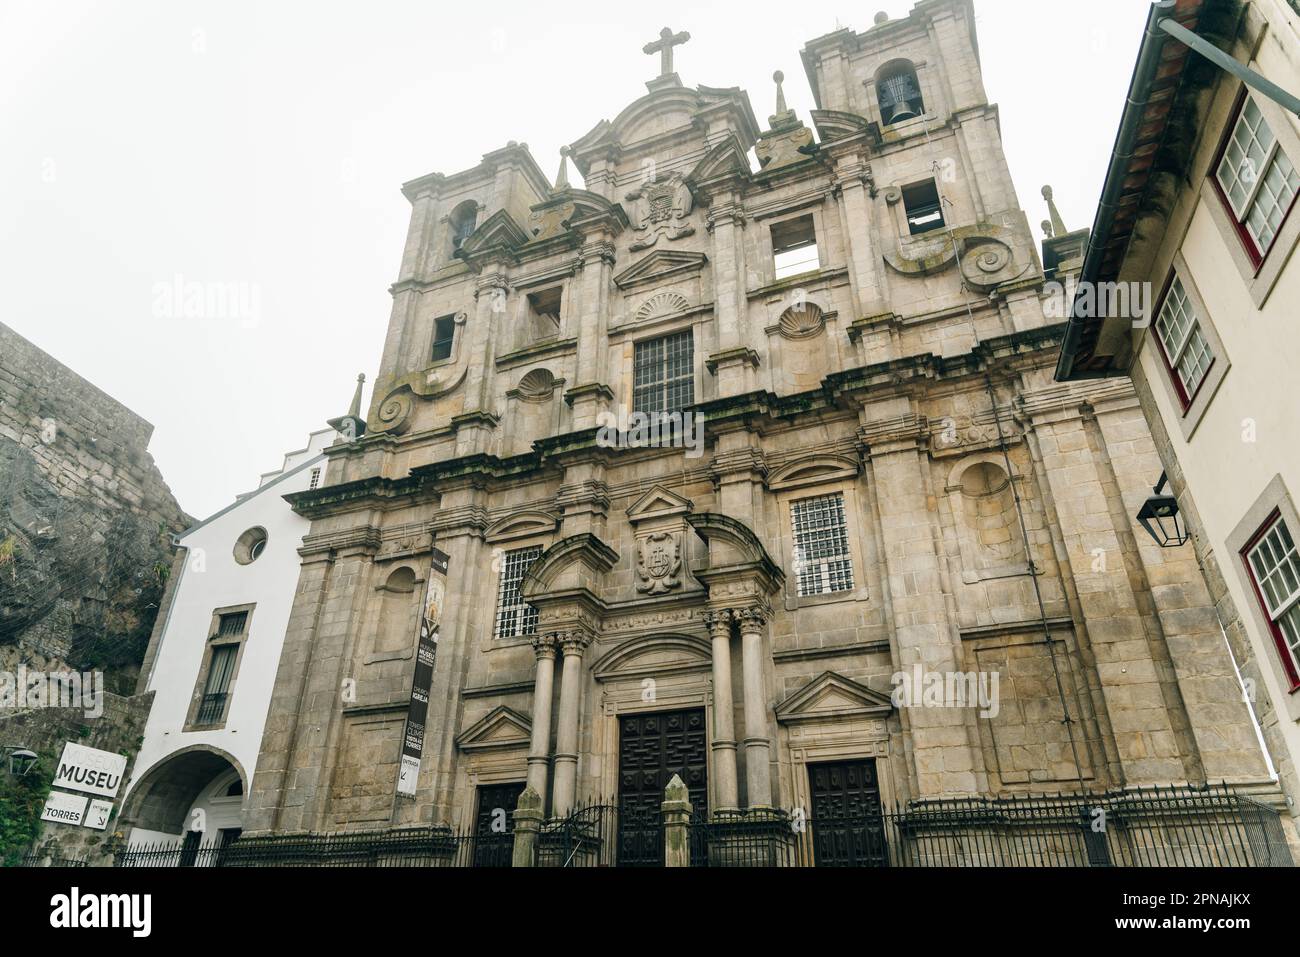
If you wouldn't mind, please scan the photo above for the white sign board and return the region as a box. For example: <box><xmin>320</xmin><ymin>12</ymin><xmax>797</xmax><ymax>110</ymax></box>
<box><xmin>40</xmin><ymin>790</ymin><xmax>88</xmax><ymax>826</ymax></box>
<box><xmin>53</xmin><ymin>742</ymin><xmax>128</xmax><ymax>798</ymax></box>
<box><xmin>83</xmin><ymin>799</ymin><xmax>114</xmax><ymax>831</ymax></box>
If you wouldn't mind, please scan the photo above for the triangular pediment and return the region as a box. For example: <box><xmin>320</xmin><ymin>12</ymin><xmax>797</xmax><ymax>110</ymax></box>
<box><xmin>457</xmin><ymin>208</ymin><xmax>529</xmax><ymax>259</ymax></box>
<box><xmin>613</xmin><ymin>249</ymin><xmax>708</xmax><ymax>291</ymax></box>
<box><xmin>626</xmin><ymin>485</ymin><xmax>693</xmax><ymax>523</ymax></box>
<box><xmin>456</xmin><ymin>705</ymin><xmax>533</xmax><ymax>753</ymax></box>
<box><xmin>775</xmin><ymin>671</ymin><xmax>894</xmax><ymax>725</ymax></box>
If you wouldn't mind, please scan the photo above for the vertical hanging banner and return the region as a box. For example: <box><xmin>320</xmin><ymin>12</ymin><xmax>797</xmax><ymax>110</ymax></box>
<box><xmin>397</xmin><ymin>544</ymin><xmax>450</xmax><ymax>797</ymax></box>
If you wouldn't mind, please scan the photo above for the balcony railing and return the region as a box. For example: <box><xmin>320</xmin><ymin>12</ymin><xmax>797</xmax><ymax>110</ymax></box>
<box><xmin>195</xmin><ymin>692</ymin><xmax>228</xmax><ymax>725</ymax></box>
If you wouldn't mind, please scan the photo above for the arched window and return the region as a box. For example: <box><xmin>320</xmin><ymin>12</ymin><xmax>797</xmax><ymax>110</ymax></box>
<box><xmin>449</xmin><ymin>201</ymin><xmax>478</xmax><ymax>252</ymax></box>
<box><xmin>877</xmin><ymin>60</ymin><xmax>925</xmax><ymax>126</ymax></box>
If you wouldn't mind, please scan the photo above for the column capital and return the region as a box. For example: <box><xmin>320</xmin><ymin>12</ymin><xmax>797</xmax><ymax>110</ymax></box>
<box><xmin>733</xmin><ymin>605</ymin><xmax>769</xmax><ymax>630</ymax></box>
<box><xmin>530</xmin><ymin>633</ymin><xmax>558</xmax><ymax>660</ymax></box>
<box><xmin>555</xmin><ymin>630</ymin><xmax>594</xmax><ymax>656</ymax></box>
<box><xmin>701</xmin><ymin>608</ymin><xmax>735</xmax><ymax>632</ymax></box>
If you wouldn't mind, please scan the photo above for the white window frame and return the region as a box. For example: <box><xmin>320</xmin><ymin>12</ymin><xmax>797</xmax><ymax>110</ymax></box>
<box><xmin>1153</xmin><ymin>274</ymin><xmax>1214</xmax><ymax>403</ymax></box>
<box><xmin>493</xmin><ymin>545</ymin><xmax>542</xmax><ymax>640</ymax></box>
<box><xmin>1245</xmin><ymin>514</ymin><xmax>1300</xmax><ymax>681</ymax></box>
<box><xmin>1216</xmin><ymin>95</ymin><xmax>1300</xmax><ymax>258</ymax></box>
<box><xmin>790</xmin><ymin>492</ymin><xmax>856</xmax><ymax>598</ymax></box>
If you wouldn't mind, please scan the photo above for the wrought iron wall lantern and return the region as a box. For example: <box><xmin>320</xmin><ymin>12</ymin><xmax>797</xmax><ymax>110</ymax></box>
<box><xmin>3</xmin><ymin>745</ymin><xmax>38</xmax><ymax>777</ymax></box>
<box><xmin>1136</xmin><ymin>471</ymin><xmax>1190</xmax><ymax>547</ymax></box>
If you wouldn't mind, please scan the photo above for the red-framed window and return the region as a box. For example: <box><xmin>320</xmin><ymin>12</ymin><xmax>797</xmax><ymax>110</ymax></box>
<box><xmin>1241</xmin><ymin>509</ymin><xmax>1300</xmax><ymax>690</ymax></box>
<box><xmin>1151</xmin><ymin>270</ymin><xmax>1215</xmax><ymax>411</ymax></box>
<box><xmin>1211</xmin><ymin>91</ymin><xmax>1300</xmax><ymax>269</ymax></box>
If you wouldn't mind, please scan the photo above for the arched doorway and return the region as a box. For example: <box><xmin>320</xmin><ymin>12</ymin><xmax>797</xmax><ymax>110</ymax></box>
<box><xmin>119</xmin><ymin>746</ymin><xmax>247</xmax><ymax>860</ymax></box>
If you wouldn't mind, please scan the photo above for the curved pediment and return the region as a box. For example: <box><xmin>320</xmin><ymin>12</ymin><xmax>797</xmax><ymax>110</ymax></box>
<box><xmin>569</xmin><ymin>86</ymin><xmax>758</xmax><ymax>177</ymax></box>
<box><xmin>484</xmin><ymin>508</ymin><xmax>560</xmax><ymax>544</ymax></box>
<box><xmin>766</xmin><ymin>453</ymin><xmax>859</xmax><ymax>491</ymax></box>
<box><xmin>592</xmin><ymin>633</ymin><xmax>712</xmax><ymax>682</ymax></box>
<box><xmin>685</xmin><ymin>511</ymin><xmax>783</xmax><ymax>589</ymax></box>
<box><xmin>520</xmin><ymin>532</ymin><xmax>619</xmax><ymax>600</ymax></box>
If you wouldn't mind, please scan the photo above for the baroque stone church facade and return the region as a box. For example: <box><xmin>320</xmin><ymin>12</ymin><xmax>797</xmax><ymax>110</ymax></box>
<box><xmin>242</xmin><ymin>0</ymin><xmax>1280</xmax><ymax>844</ymax></box>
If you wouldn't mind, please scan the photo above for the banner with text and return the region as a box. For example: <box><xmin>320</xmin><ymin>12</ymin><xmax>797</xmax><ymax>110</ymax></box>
<box><xmin>396</xmin><ymin>544</ymin><xmax>450</xmax><ymax>797</ymax></box>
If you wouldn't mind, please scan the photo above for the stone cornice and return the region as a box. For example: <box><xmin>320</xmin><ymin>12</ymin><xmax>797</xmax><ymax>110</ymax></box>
<box><xmin>298</xmin><ymin>526</ymin><xmax>383</xmax><ymax>558</ymax></box>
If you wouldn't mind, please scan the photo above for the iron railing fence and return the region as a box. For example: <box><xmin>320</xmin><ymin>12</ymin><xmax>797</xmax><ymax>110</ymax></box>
<box><xmin>113</xmin><ymin>826</ymin><xmax>509</xmax><ymax>868</ymax></box>
<box><xmin>536</xmin><ymin>802</ymin><xmax>626</xmax><ymax>867</ymax></box>
<box><xmin>685</xmin><ymin>783</ymin><xmax>1293</xmax><ymax>867</ymax></box>
<box><xmin>100</xmin><ymin>783</ymin><xmax>1293</xmax><ymax>868</ymax></box>
<box><xmin>21</xmin><ymin>854</ymin><xmax>89</xmax><ymax>867</ymax></box>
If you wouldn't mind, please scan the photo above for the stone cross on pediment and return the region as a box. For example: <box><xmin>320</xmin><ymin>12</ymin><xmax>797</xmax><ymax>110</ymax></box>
<box><xmin>643</xmin><ymin>26</ymin><xmax>690</xmax><ymax>78</ymax></box>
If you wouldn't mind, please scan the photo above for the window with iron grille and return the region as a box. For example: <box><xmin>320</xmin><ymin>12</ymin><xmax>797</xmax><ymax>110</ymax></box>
<box><xmin>633</xmin><ymin>330</ymin><xmax>694</xmax><ymax>418</ymax></box>
<box><xmin>308</xmin><ymin>467</ymin><xmax>321</xmax><ymax>490</ymax></box>
<box><xmin>197</xmin><ymin>644</ymin><xmax>238</xmax><ymax>724</ymax></box>
<box><xmin>494</xmin><ymin>545</ymin><xmax>542</xmax><ymax>639</ymax></box>
<box><xmin>791</xmin><ymin>493</ymin><xmax>855</xmax><ymax>597</ymax></box>
<box><xmin>1215</xmin><ymin>95</ymin><xmax>1299</xmax><ymax>261</ymax></box>
<box><xmin>1244</xmin><ymin>513</ymin><xmax>1300</xmax><ymax>686</ymax></box>
<box><xmin>1153</xmin><ymin>274</ymin><xmax>1214</xmax><ymax>406</ymax></box>
<box><xmin>217</xmin><ymin>611</ymin><xmax>248</xmax><ymax>637</ymax></box>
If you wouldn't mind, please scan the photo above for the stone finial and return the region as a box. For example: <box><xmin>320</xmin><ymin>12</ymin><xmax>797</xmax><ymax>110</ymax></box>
<box><xmin>1041</xmin><ymin>219</ymin><xmax>1054</xmax><ymax>239</ymax></box>
<box><xmin>555</xmin><ymin>146</ymin><xmax>570</xmax><ymax>190</ymax></box>
<box><xmin>664</xmin><ymin>773</ymin><xmax>689</xmax><ymax>804</ymax></box>
<box><xmin>773</xmin><ymin>70</ymin><xmax>788</xmax><ymax>115</ymax></box>
<box><xmin>327</xmin><ymin>372</ymin><xmax>367</xmax><ymax>440</ymax></box>
<box><xmin>516</xmin><ymin>785</ymin><xmax>543</xmax><ymax>814</ymax></box>
<box><xmin>874</xmin><ymin>11</ymin><xmax>890</xmax><ymax>24</ymax></box>
<box><xmin>347</xmin><ymin>372</ymin><xmax>365</xmax><ymax>418</ymax></box>
<box><xmin>1042</xmin><ymin>185</ymin><xmax>1068</xmax><ymax>238</ymax></box>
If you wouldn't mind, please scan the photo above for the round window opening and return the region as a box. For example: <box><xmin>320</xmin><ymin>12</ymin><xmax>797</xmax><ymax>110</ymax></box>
<box><xmin>234</xmin><ymin>526</ymin><xmax>268</xmax><ymax>565</ymax></box>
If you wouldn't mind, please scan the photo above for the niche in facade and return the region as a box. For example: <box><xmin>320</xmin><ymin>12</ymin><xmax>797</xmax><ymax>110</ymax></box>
<box><xmin>949</xmin><ymin>459</ymin><xmax>1029</xmax><ymax>584</ymax></box>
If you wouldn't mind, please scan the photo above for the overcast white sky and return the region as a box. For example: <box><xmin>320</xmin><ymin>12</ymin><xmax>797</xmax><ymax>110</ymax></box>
<box><xmin>0</xmin><ymin>0</ymin><xmax>1150</xmax><ymax>519</ymax></box>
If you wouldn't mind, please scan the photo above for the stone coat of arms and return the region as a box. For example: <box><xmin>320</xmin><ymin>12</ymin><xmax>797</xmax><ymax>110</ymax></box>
<box><xmin>625</xmin><ymin>174</ymin><xmax>695</xmax><ymax>250</ymax></box>
<box><xmin>636</xmin><ymin>531</ymin><xmax>682</xmax><ymax>594</ymax></box>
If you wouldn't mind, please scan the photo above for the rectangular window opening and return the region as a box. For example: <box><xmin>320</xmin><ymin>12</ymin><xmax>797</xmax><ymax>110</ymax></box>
<box><xmin>1244</xmin><ymin>514</ymin><xmax>1300</xmax><ymax>687</ymax></box>
<box><xmin>494</xmin><ymin>545</ymin><xmax>543</xmax><ymax>640</ymax></box>
<box><xmin>903</xmin><ymin>180</ymin><xmax>945</xmax><ymax>235</ymax></box>
<box><xmin>431</xmin><ymin>315</ymin><xmax>457</xmax><ymax>362</ymax></box>
<box><xmin>791</xmin><ymin>492</ymin><xmax>855</xmax><ymax>597</ymax></box>
<box><xmin>632</xmin><ymin>329</ymin><xmax>694</xmax><ymax>420</ymax></box>
<box><xmin>526</xmin><ymin>287</ymin><xmax>563</xmax><ymax>328</ymax></box>
<box><xmin>1154</xmin><ymin>274</ymin><xmax>1214</xmax><ymax>408</ymax></box>
<box><xmin>1215</xmin><ymin>95</ymin><xmax>1299</xmax><ymax>262</ymax></box>
<box><xmin>771</xmin><ymin>215</ymin><xmax>819</xmax><ymax>280</ymax></box>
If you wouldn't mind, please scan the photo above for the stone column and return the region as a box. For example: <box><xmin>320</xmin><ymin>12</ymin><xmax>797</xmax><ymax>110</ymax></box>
<box><xmin>511</xmin><ymin>786</ymin><xmax>543</xmax><ymax>867</ymax></box>
<box><xmin>525</xmin><ymin>634</ymin><xmax>558</xmax><ymax>800</ymax></box>
<box><xmin>661</xmin><ymin>774</ymin><xmax>693</xmax><ymax>867</ymax></box>
<box><xmin>703</xmin><ymin>610</ymin><xmax>740</xmax><ymax>814</ymax></box>
<box><xmin>551</xmin><ymin>631</ymin><xmax>590</xmax><ymax>817</ymax></box>
<box><xmin>737</xmin><ymin>607</ymin><xmax>773</xmax><ymax>810</ymax></box>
